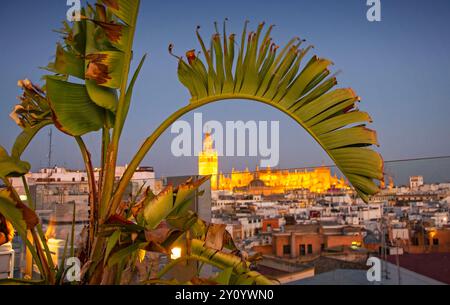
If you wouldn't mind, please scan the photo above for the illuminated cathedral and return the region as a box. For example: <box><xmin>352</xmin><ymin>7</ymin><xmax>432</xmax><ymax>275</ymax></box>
<box><xmin>198</xmin><ymin>133</ymin><xmax>348</xmax><ymax>194</ymax></box>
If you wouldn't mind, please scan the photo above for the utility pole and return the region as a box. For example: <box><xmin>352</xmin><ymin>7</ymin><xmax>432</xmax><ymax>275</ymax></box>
<box><xmin>383</xmin><ymin>220</ymin><xmax>389</xmax><ymax>279</ymax></box>
<box><xmin>48</xmin><ymin>128</ymin><xmax>53</xmax><ymax>168</ymax></box>
<box><xmin>395</xmin><ymin>238</ymin><xmax>402</xmax><ymax>285</ymax></box>
<box><xmin>381</xmin><ymin>211</ymin><xmax>389</xmax><ymax>281</ymax></box>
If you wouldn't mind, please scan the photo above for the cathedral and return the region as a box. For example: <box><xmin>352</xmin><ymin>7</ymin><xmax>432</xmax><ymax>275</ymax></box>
<box><xmin>198</xmin><ymin>133</ymin><xmax>348</xmax><ymax>194</ymax></box>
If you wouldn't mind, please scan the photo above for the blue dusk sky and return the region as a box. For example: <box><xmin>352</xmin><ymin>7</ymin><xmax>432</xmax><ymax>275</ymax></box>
<box><xmin>0</xmin><ymin>0</ymin><xmax>449</xmax><ymax>179</ymax></box>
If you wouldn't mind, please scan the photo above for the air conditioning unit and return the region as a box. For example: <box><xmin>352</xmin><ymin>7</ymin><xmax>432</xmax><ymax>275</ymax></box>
<box><xmin>0</xmin><ymin>242</ymin><xmax>15</xmax><ymax>279</ymax></box>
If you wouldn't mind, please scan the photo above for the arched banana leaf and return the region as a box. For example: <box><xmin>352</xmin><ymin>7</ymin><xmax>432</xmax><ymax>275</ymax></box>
<box><xmin>170</xmin><ymin>21</ymin><xmax>383</xmax><ymax>202</ymax></box>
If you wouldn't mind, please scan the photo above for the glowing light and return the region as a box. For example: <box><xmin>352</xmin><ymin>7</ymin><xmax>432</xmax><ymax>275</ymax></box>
<box><xmin>351</xmin><ymin>241</ymin><xmax>361</xmax><ymax>249</ymax></box>
<box><xmin>170</xmin><ymin>247</ymin><xmax>182</xmax><ymax>260</ymax></box>
<box><xmin>19</xmin><ymin>195</ymin><xmax>27</xmax><ymax>201</ymax></box>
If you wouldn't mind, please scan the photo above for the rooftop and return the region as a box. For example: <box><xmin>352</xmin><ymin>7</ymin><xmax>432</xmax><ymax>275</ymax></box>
<box><xmin>386</xmin><ymin>253</ymin><xmax>450</xmax><ymax>284</ymax></box>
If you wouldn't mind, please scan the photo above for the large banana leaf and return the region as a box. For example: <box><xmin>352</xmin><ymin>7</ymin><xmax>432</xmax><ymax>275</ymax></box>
<box><xmin>190</xmin><ymin>239</ymin><xmax>273</xmax><ymax>285</ymax></box>
<box><xmin>46</xmin><ymin>0</ymin><xmax>140</xmax><ymax>115</ymax></box>
<box><xmin>120</xmin><ymin>176</ymin><xmax>209</xmax><ymax>231</ymax></box>
<box><xmin>142</xmin><ymin>186</ymin><xmax>174</xmax><ymax>230</ymax></box>
<box><xmin>99</xmin><ymin>0</ymin><xmax>140</xmax><ymax>26</ymax></box>
<box><xmin>172</xmin><ymin>22</ymin><xmax>383</xmax><ymax>202</ymax></box>
<box><xmin>46</xmin><ymin>77</ymin><xmax>106</xmax><ymax>136</ymax></box>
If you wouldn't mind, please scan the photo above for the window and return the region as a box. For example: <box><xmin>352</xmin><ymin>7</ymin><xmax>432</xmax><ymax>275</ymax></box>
<box><xmin>283</xmin><ymin>245</ymin><xmax>290</xmax><ymax>255</ymax></box>
<box><xmin>300</xmin><ymin>244</ymin><xmax>306</xmax><ymax>256</ymax></box>
<box><xmin>81</xmin><ymin>177</ymin><xmax>85</xmax><ymax>182</ymax></box>
<box><xmin>433</xmin><ymin>238</ymin><xmax>439</xmax><ymax>246</ymax></box>
<box><xmin>72</xmin><ymin>177</ymin><xmax>75</xmax><ymax>182</ymax></box>
<box><xmin>321</xmin><ymin>243</ymin><xmax>325</xmax><ymax>251</ymax></box>
<box><xmin>307</xmin><ymin>244</ymin><xmax>313</xmax><ymax>254</ymax></box>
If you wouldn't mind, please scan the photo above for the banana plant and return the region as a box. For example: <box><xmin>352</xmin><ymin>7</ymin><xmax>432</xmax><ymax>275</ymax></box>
<box><xmin>0</xmin><ymin>0</ymin><xmax>382</xmax><ymax>285</ymax></box>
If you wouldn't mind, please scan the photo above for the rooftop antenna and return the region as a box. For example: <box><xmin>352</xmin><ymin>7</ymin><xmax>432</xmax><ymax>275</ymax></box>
<box><xmin>48</xmin><ymin>128</ymin><xmax>53</xmax><ymax>168</ymax></box>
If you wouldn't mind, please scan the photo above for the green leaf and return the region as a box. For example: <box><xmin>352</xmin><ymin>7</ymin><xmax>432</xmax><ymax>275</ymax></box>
<box><xmin>104</xmin><ymin>229</ymin><xmax>121</xmax><ymax>265</ymax></box>
<box><xmin>107</xmin><ymin>241</ymin><xmax>145</xmax><ymax>268</ymax></box>
<box><xmin>92</xmin><ymin>20</ymin><xmax>130</xmax><ymax>52</ymax></box>
<box><xmin>234</xmin><ymin>274</ymin><xmax>256</xmax><ymax>285</ymax></box>
<box><xmin>317</xmin><ymin>126</ymin><xmax>378</xmax><ymax>150</ymax></box>
<box><xmin>190</xmin><ymin>239</ymin><xmax>274</xmax><ymax>285</ymax></box>
<box><xmin>11</xmin><ymin>121</ymin><xmax>52</xmax><ymax>159</ymax></box>
<box><xmin>54</xmin><ymin>44</ymin><xmax>85</xmax><ymax>79</ymax></box>
<box><xmin>332</xmin><ymin>147</ymin><xmax>384</xmax><ymax>180</ymax></box>
<box><xmin>310</xmin><ymin>111</ymin><xmax>372</xmax><ymax>136</ymax></box>
<box><xmin>86</xmin><ymin>79</ymin><xmax>118</xmax><ymax>112</ymax></box>
<box><xmin>214</xmin><ymin>267</ymin><xmax>233</xmax><ymax>285</ymax></box>
<box><xmin>85</xmin><ymin>51</ymin><xmax>124</xmax><ymax>89</ymax></box>
<box><xmin>46</xmin><ymin>77</ymin><xmax>105</xmax><ymax>136</ymax></box>
<box><xmin>99</xmin><ymin>0</ymin><xmax>140</xmax><ymax>26</ymax></box>
<box><xmin>170</xmin><ymin>176</ymin><xmax>210</xmax><ymax>216</ymax></box>
<box><xmin>167</xmin><ymin>210</ymin><xmax>198</xmax><ymax>231</ymax></box>
<box><xmin>143</xmin><ymin>186</ymin><xmax>173</xmax><ymax>230</ymax></box>
<box><xmin>0</xmin><ymin>146</ymin><xmax>31</xmax><ymax>178</ymax></box>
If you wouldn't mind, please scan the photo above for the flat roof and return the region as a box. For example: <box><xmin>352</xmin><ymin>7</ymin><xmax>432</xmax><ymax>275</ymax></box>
<box><xmin>386</xmin><ymin>253</ymin><xmax>450</xmax><ymax>284</ymax></box>
<box><xmin>287</xmin><ymin>261</ymin><xmax>444</xmax><ymax>285</ymax></box>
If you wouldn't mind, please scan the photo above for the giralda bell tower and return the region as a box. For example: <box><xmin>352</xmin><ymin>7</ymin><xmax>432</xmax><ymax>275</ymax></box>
<box><xmin>198</xmin><ymin>132</ymin><xmax>218</xmax><ymax>189</ymax></box>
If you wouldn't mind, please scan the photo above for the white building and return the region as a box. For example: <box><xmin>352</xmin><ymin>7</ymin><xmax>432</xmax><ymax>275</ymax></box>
<box><xmin>10</xmin><ymin>165</ymin><xmax>156</xmax><ymax>197</ymax></box>
<box><xmin>410</xmin><ymin>176</ymin><xmax>424</xmax><ymax>189</ymax></box>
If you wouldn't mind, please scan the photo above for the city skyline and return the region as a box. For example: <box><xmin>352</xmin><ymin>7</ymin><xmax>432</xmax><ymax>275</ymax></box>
<box><xmin>1</xmin><ymin>0</ymin><xmax>449</xmax><ymax>178</ymax></box>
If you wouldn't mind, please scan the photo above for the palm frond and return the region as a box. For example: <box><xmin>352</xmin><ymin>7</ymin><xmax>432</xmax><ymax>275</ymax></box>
<box><xmin>172</xmin><ymin>21</ymin><xmax>383</xmax><ymax>202</ymax></box>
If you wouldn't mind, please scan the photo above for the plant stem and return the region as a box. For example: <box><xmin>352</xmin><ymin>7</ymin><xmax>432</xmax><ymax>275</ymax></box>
<box><xmin>21</xmin><ymin>175</ymin><xmax>34</xmax><ymax>210</ymax></box>
<box><xmin>71</xmin><ymin>201</ymin><xmax>76</xmax><ymax>258</ymax></box>
<box><xmin>21</xmin><ymin>175</ymin><xmax>56</xmax><ymax>272</ymax></box>
<box><xmin>108</xmin><ymin>102</ymin><xmax>198</xmax><ymax>215</ymax></box>
<box><xmin>75</xmin><ymin>136</ymin><xmax>97</xmax><ymax>255</ymax></box>
<box><xmin>98</xmin><ymin>127</ymin><xmax>110</xmax><ymax>205</ymax></box>
<box><xmin>100</xmin><ymin>1</ymin><xmax>141</xmax><ymax>222</ymax></box>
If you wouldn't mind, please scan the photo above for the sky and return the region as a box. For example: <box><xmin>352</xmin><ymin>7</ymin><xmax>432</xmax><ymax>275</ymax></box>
<box><xmin>0</xmin><ymin>0</ymin><xmax>449</xmax><ymax>181</ymax></box>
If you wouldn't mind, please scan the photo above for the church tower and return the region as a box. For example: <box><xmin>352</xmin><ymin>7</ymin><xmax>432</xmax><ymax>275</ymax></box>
<box><xmin>198</xmin><ymin>132</ymin><xmax>218</xmax><ymax>189</ymax></box>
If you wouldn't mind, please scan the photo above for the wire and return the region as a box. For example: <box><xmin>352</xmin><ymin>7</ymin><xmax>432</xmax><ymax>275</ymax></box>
<box><xmin>155</xmin><ymin>155</ymin><xmax>450</xmax><ymax>178</ymax></box>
